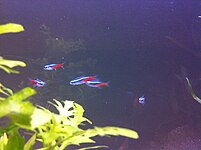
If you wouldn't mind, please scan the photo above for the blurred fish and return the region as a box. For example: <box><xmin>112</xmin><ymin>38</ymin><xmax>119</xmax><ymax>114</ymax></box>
<box><xmin>69</xmin><ymin>75</ymin><xmax>97</xmax><ymax>85</ymax></box>
<box><xmin>138</xmin><ymin>95</ymin><xmax>145</xmax><ymax>105</ymax></box>
<box><xmin>85</xmin><ymin>80</ymin><xmax>109</xmax><ymax>88</ymax></box>
<box><xmin>44</xmin><ymin>63</ymin><xmax>64</xmax><ymax>70</ymax></box>
<box><xmin>29</xmin><ymin>78</ymin><xmax>46</xmax><ymax>87</ymax></box>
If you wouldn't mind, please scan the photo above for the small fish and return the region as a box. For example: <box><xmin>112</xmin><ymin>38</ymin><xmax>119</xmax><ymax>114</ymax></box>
<box><xmin>85</xmin><ymin>80</ymin><xmax>109</xmax><ymax>88</ymax></box>
<box><xmin>69</xmin><ymin>75</ymin><xmax>97</xmax><ymax>85</ymax></box>
<box><xmin>138</xmin><ymin>95</ymin><xmax>145</xmax><ymax>105</ymax></box>
<box><xmin>44</xmin><ymin>63</ymin><xmax>64</xmax><ymax>70</ymax></box>
<box><xmin>29</xmin><ymin>79</ymin><xmax>46</xmax><ymax>87</ymax></box>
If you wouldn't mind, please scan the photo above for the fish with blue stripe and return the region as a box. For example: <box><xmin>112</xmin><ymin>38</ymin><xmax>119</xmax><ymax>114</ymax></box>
<box><xmin>69</xmin><ymin>75</ymin><xmax>97</xmax><ymax>85</ymax></box>
<box><xmin>85</xmin><ymin>80</ymin><xmax>109</xmax><ymax>88</ymax></box>
<box><xmin>29</xmin><ymin>78</ymin><xmax>46</xmax><ymax>87</ymax></box>
<box><xmin>44</xmin><ymin>63</ymin><xmax>64</xmax><ymax>70</ymax></box>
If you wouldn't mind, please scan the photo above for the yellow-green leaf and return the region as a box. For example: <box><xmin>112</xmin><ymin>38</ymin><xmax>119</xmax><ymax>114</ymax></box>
<box><xmin>31</xmin><ymin>108</ymin><xmax>52</xmax><ymax>129</ymax></box>
<box><xmin>0</xmin><ymin>65</ymin><xmax>20</xmax><ymax>74</ymax></box>
<box><xmin>0</xmin><ymin>23</ymin><xmax>24</xmax><ymax>34</ymax></box>
<box><xmin>0</xmin><ymin>83</ymin><xmax>13</xmax><ymax>98</ymax></box>
<box><xmin>0</xmin><ymin>58</ymin><xmax>26</xmax><ymax>68</ymax></box>
<box><xmin>24</xmin><ymin>134</ymin><xmax>36</xmax><ymax>150</ymax></box>
<box><xmin>84</xmin><ymin>126</ymin><xmax>139</xmax><ymax>139</ymax></box>
<box><xmin>0</xmin><ymin>57</ymin><xmax>26</xmax><ymax>74</ymax></box>
<box><xmin>0</xmin><ymin>133</ymin><xmax>8</xmax><ymax>150</ymax></box>
<box><xmin>6</xmin><ymin>129</ymin><xmax>25</xmax><ymax>150</ymax></box>
<box><xmin>0</xmin><ymin>87</ymin><xmax>36</xmax><ymax>129</ymax></box>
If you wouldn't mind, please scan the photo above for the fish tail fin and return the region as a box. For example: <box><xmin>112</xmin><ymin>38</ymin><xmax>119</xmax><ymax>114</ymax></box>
<box><xmin>27</xmin><ymin>78</ymin><xmax>35</xmax><ymax>83</ymax></box>
<box><xmin>61</xmin><ymin>63</ymin><xmax>65</xmax><ymax>69</ymax></box>
<box><xmin>105</xmin><ymin>81</ymin><xmax>110</xmax><ymax>87</ymax></box>
<box><xmin>98</xmin><ymin>81</ymin><xmax>110</xmax><ymax>89</ymax></box>
<box><xmin>27</xmin><ymin>78</ymin><xmax>33</xmax><ymax>86</ymax></box>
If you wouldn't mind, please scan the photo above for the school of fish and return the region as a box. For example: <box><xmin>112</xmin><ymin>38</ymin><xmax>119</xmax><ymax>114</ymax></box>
<box><xmin>29</xmin><ymin>63</ymin><xmax>145</xmax><ymax>107</ymax></box>
<box><xmin>30</xmin><ymin>63</ymin><xmax>109</xmax><ymax>88</ymax></box>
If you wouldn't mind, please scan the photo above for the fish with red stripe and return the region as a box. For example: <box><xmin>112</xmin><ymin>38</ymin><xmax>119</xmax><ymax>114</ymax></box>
<box><xmin>69</xmin><ymin>75</ymin><xmax>97</xmax><ymax>85</ymax></box>
<box><xmin>85</xmin><ymin>80</ymin><xmax>109</xmax><ymax>88</ymax></box>
<box><xmin>29</xmin><ymin>78</ymin><xmax>46</xmax><ymax>87</ymax></box>
<box><xmin>44</xmin><ymin>63</ymin><xmax>64</xmax><ymax>70</ymax></box>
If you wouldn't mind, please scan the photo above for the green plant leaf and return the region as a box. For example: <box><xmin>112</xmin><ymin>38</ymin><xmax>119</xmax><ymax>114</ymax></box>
<box><xmin>73</xmin><ymin>103</ymin><xmax>92</xmax><ymax>126</ymax></box>
<box><xmin>31</xmin><ymin>108</ymin><xmax>52</xmax><ymax>129</ymax></box>
<box><xmin>49</xmin><ymin>99</ymin><xmax>75</xmax><ymax>117</ymax></box>
<box><xmin>59</xmin><ymin>134</ymin><xmax>96</xmax><ymax>150</ymax></box>
<box><xmin>24</xmin><ymin>134</ymin><xmax>36</xmax><ymax>150</ymax></box>
<box><xmin>186</xmin><ymin>77</ymin><xmax>201</xmax><ymax>104</ymax></box>
<box><xmin>6</xmin><ymin>129</ymin><xmax>24</xmax><ymax>150</ymax></box>
<box><xmin>59</xmin><ymin>126</ymin><xmax>138</xmax><ymax>149</ymax></box>
<box><xmin>49</xmin><ymin>99</ymin><xmax>92</xmax><ymax>127</ymax></box>
<box><xmin>0</xmin><ymin>57</ymin><xmax>26</xmax><ymax>74</ymax></box>
<box><xmin>0</xmin><ymin>88</ymin><xmax>36</xmax><ymax>128</ymax></box>
<box><xmin>0</xmin><ymin>83</ymin><xmax>13</xmax><ymax>99</ymax></box>
<box><xmin>0</xmin><ymin>65</ymin><xmax>20</xmax><ymax>74</ymax></box>
<box><xmin>8</xmin><ymin>101</ymin><xmax>35</xmax><ymax>128</ymax></box>
<box><xmin>0</xmin><ymin>57</ymin><xmax>26</xmax><ymax>68</ymax></box>
<box><xmin>0</xmin><ymin>133</ymin><xmax>8</xmax><ymax>150</ymax></box>
<box><xmin>0</xmin><ymin>97</ymin><xmax>5</xmax><ymax>101</ymax></box>
<box><xmin>0</xmin><ymin>124</ymin><xmax>17</xmax><ymax>136</ymax></box>
<box><xmin>0</xmin><ymin>23</ymin><xmax>24</xmax><ymax>34</ymax></box>
<box><xmin>34</xmin><ymin>100</ymin><xmax>139</xmax><ymax>150</ymax></box>
<box><xmin>0</xmin><ymin>83</ymin><xmax>13</xmax><ymax>96</ymax></box>
<box><xmin>86</xmin><ymin>126</ymin><xmax>139</xmax><ymax>139</ymax></box>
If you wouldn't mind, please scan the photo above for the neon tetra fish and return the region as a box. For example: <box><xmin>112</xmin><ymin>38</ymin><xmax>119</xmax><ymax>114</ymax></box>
<box><xmin>44</xmin><ymin>63</ymin><xmax>64</xmax><ymax>70</ymax></box>
<box><xmin>85</xmin><ymin>80</ymin><xmax>109</xmax><ymax>88</ymax></box>
<box><xmin>69</xmin><ymin>75</ymin><xmax>97</xmax><ymax>85</ymax></box>
<box><xmin>29</xmin><ymin>78</ymin><xmax>46</xmax><ymax>87</ymax></box>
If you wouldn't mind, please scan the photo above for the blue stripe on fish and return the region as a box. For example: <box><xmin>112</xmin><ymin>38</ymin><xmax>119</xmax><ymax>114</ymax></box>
<box><xmin>69</xmin><ymin>75</ymin><xmax>97</xmax><ymax>85</ymax></box>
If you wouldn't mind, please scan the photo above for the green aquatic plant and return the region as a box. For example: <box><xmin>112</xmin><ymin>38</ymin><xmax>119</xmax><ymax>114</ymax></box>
<box><xmin>0</xmin><ymin>25</ymin><xmax>52</xmax><ymax>101</ymax></box>
<box><xmin>0</xmin><ymin>23</ymin><xmax>139</xmax><ymax>150</ymax></box>
<box><xmin>0</xmin><ymin>94</ymin><xmax>139</xmax><ymax>149</ymax></box>
<box><xmin>0</xmin><ymin>23</ymin><xmax>24</xmax><ymax>34</ymax></box>
<box><xmin>0</xmin><ymin>57</ymin><xmax>26</xmax><ymax>74</ymax></box>
<box><xmin>0</xmin><ymin>90</ymin><xmax>139</xmax><ymax>150</ymax></box>
<box><xmin>0</xmin><ymin>58</ymin><xmax>139</xmax><ymax>150</ymax></box>
<box><xmin>0</xmin><ymin>57</ymin><xmax>139</xmax><ymax>149</ymax></box>
<box><xmin>0</xmin><ymin>83</ymin><xmax>13</xmax><ymax>101</ymax></box>
<box><xmin>34</xmin><ymin>99</ymin><xmax>139</xmax><ymax>149</ymax></box>
<box><xmin>0</xmin><ymin>56</ymin><xmax>26</xmax><ymax>101</ymax></box>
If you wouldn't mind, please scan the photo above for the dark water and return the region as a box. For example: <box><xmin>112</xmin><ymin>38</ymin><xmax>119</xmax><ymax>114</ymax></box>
<box><xmin>1</xmin><ymin>0</ymin><xmax>201</xmax><ymax>149</ymax></box>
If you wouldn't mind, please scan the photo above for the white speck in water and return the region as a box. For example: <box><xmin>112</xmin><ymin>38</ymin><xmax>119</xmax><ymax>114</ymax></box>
<box><xmin>106</xmin><ymin>26</ymin><xmax>110</xmax><ymax>30</ymax></box>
